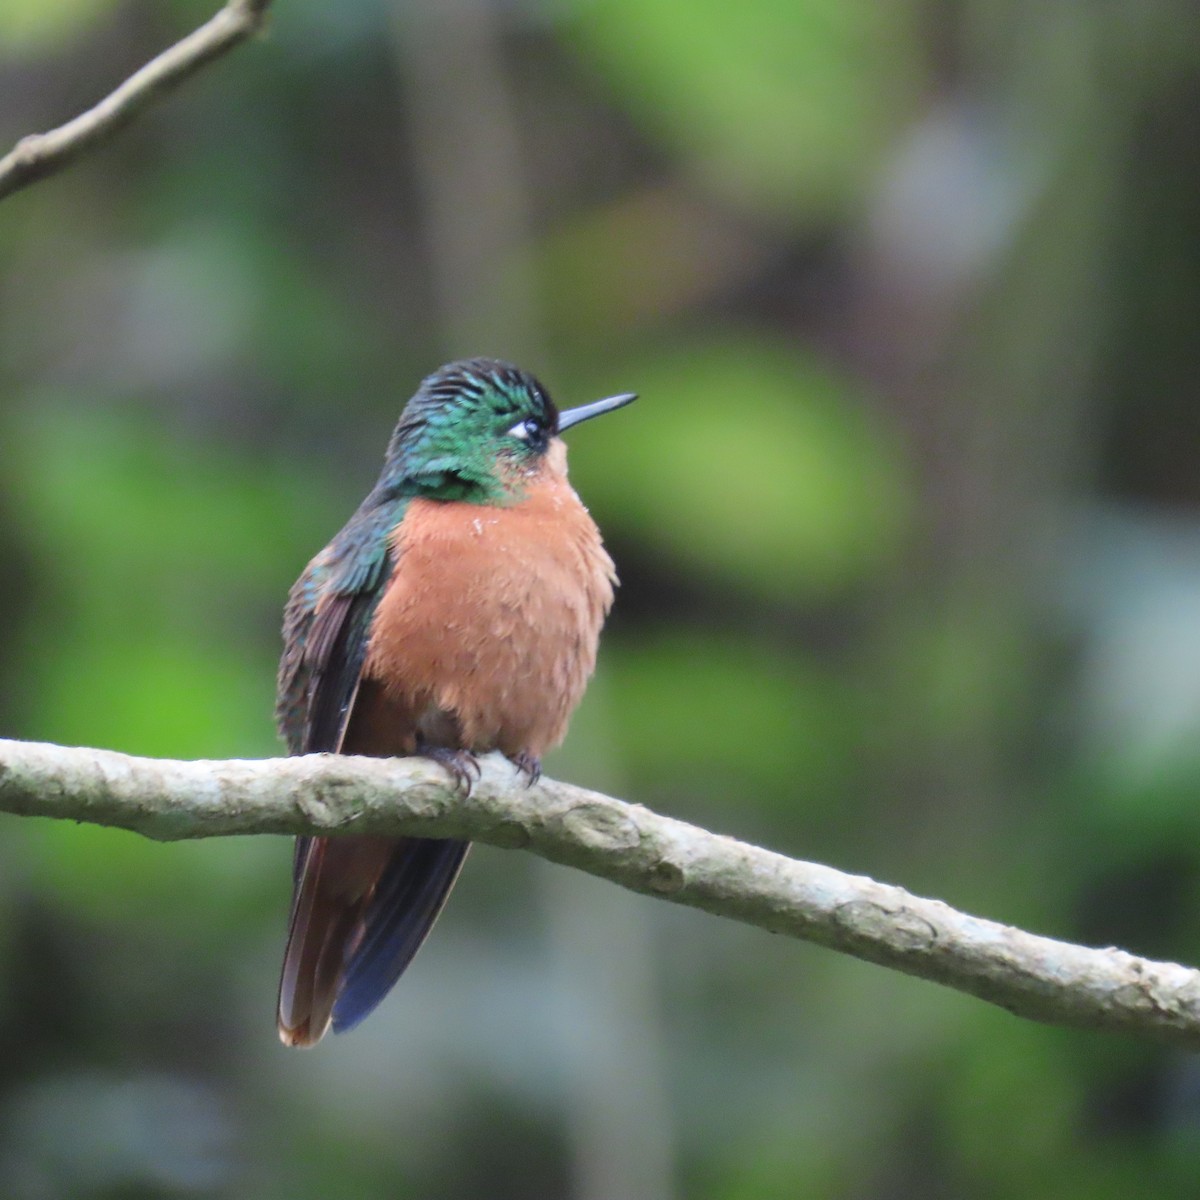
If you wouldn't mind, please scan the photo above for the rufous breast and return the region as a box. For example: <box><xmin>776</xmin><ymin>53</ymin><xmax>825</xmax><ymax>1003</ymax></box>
<box><xmin>362</xmin><ymin>440</ymin><xmax>616</xmax><ymax>758</ymax></box>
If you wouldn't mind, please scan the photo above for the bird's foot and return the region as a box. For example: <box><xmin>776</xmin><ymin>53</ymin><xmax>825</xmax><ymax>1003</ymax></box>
<box><xmin>508</xmin><ymin>751</ymin><xmax>541</xmax><ymax>786</ymax></box>
<box><xmin>419</xmin><ymin>744</ymin><xmax>481</xmax><ymax>795</ymax></box>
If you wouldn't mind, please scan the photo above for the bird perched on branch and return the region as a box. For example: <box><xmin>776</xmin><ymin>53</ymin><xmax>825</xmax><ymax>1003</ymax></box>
<box><xmin>274</xmin><ymin>358</ymin><xmax>635</xmax><ymax>1046</ymax></box>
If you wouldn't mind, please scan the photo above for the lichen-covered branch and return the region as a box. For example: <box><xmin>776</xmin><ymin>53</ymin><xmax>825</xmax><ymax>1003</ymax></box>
<box><xmin>0</xmin><ymin>0</ymin><xmax>273</xmax><ymax>202</ymax></box>
<box><xmin>2</xmin><ymin>735</ymin><xmax>1199</xmax><ymax>1048</ymax></box>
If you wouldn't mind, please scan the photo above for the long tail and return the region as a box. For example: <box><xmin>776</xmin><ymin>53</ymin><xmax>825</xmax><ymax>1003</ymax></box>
<box><xmin>277</xmin><ymin>834</ymin><xmax>470</xmax><ymax>1047</ymax></box>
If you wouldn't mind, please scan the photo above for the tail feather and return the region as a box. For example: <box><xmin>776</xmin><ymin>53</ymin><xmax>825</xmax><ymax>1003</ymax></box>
<box><xmin>333</xmin><ymin>838</ymin><xmax>469</xmax><ymax>1034</ymax></box>
<box><xmin>277</xmin><ymin>834</ymin><xmax>468</xmax><ymax>1047</ymax></box>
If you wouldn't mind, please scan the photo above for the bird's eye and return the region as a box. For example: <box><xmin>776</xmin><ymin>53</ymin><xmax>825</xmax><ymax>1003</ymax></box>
<box><xmin>507</xmin><ymin>417</ymin><xmax>544</xmax><ymax>443</ymax></box>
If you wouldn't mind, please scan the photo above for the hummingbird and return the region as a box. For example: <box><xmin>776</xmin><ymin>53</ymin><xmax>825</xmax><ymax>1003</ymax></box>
<box><xmin>275</xmin><ymin>358</ymin><xmax>635</xmax><ymax>1047</ymax></box>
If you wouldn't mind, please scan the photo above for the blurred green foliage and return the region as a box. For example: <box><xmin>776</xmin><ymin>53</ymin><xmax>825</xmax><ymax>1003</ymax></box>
<box><xmin>2</xmin><ymin>0</ymin><xmax>1200</xmax><ymax>1197</ymax></box>
<box><xmin>0</xmin><ymin>0</ymin><xmax>115</xmax><ymax>49</ymax></box>
<box><xmin>571</xmin><ymin>336</ymin><xmax>908</xmax><ymax>601</ymax></box>
<box><xmin>568</xmin><ymin>0</ymin><xmax>918</xmax><ymax>218</ymax></box>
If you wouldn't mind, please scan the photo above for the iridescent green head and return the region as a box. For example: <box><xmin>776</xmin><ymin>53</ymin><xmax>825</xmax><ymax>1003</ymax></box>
<box><xmin>379</xmin><ymin>358</ymin><xmax>635</xmax><ymax>503</ymax></box>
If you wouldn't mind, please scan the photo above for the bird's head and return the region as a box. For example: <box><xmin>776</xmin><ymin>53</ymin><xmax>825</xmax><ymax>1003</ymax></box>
<box><xmin>379</xmin><ymin>358</ymin><xmax>635</xmax><ymax>504</ymax></box>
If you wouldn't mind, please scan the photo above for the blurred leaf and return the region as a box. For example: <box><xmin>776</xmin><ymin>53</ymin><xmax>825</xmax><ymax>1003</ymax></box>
<box><xmin>944</xmin><ymin>1022</ymin><xmax>1078</xmax><ymax>1183</ymax></box>
<box><xmin>535</xmin><ymin>184</ymin><xmax>775</xmax><ymax>345</ymax></box>
<box><xmin>5</xmin><ymin>399</ymin><xmax>331</xmax><ymax>756</ymax></box>
<box><xmin>0</xmin><ymin>0</ymin><xmax>116</xmax><ymax>52</ymax></box>
<box><xmin>600</xmin><ymin>631</ymin><xmax>856</xmax><ymax>805</ymax></box>
<box><xmin>564</xmin><ymin>0</ymin><xmax>919</xmax><ymax>219</ymax></box>
<box><xmin>21</xmin><ymin>819</ymin><xmax>279</xmax><ymax>936</ymax></box>
<box><xmin>568</xmin><ymin>335</ymin><xmax>910</xmax><ymax>601</ymax></box>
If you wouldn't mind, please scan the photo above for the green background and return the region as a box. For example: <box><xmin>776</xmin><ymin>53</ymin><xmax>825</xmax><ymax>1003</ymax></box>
<box><xmin>2</xmin><ymin>0</ymin><xmax>1200</xmax><ymax>1195</ymax></box>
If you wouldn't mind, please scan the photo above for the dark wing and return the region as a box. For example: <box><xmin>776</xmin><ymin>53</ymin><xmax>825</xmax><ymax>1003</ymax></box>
<box><xmin>276</xmin><ymin>515</ymin><xmax>391</xmax><ymax>896</ymax></box>
<box><xmin>275</xmin><ymin>502</ymin><xmax>397</xmax><ymax>757</ymax></box>
<box><xmin>275</xmin><ymin>497</ymin><xmax>470</xmax><ymax>1045</ymax></box>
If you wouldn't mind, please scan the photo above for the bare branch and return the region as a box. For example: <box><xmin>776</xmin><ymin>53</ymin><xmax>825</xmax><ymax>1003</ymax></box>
<box><xmin>1</xmin><ymin>735</ymin><xmax>1198</xmax><ymax>1048</ymax></box>
<box><xmin>0</xmin><ymin>0</ymin><xmax>273</xmax><ymax>203</ymax></box>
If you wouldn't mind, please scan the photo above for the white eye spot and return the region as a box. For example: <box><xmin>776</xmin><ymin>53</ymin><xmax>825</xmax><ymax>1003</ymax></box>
<box><xmin>507</xmin><ymin>417</ymin><xmax>542</xmax><ymax>442</ymax></box>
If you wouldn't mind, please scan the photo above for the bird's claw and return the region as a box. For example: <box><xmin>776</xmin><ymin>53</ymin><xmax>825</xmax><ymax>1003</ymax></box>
<box><xmin>509</xmin><ymin>752</ymin><xmax>541</xmax><ymax>786</ymax></box>
<box><xmin>420</xmin><ymin>746</ymin><xmax>481</xmax><ymax>796</ymax></box>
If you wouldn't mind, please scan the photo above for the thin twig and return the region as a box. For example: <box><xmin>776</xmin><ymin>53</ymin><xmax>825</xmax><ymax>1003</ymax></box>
<box><xmin>1</xmin><ymin>736</ymin><xmax>1199</xmax><ymax>1048</ymax></box>
<box><xmin>0</xmin><ymin>0</ymin><xmax>273</xmax><ymax>203</ymax></box>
